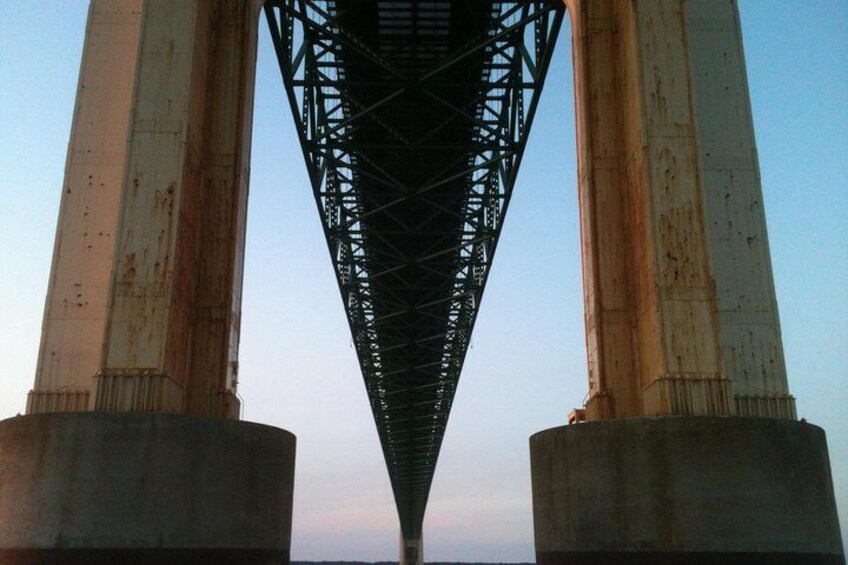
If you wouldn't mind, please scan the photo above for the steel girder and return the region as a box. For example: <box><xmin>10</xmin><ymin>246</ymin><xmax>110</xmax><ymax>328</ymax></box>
<box><xmin>264</xmin><ymin>0</ymin><xmax>563</xmax><ymax>540</ymax></box>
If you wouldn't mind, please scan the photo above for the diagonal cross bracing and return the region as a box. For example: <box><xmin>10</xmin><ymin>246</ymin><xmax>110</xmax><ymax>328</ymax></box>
<box><xmin>265</xmin><ymin>0</ymin><xmax>563</xmax><ymax>541</ymax></box>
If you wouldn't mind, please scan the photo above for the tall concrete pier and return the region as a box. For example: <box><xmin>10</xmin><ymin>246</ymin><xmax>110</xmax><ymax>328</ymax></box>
<box><xmin>29</xmin><ymin>0</ymin><xmax>260</xmax><ymax>418</ymax></box>
<box><xmin>530</xmin><ymin>1</ymin><xmax>843</xmax><ymax>563</ymax></box>
<box><xmin>0</xmin><ymin>2</ymin><xmax>294</xmax><ymax>563</ymax></box>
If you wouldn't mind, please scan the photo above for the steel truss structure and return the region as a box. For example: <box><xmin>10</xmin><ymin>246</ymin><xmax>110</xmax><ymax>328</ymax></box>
<box><xmin>265</xmin><ymin>0</ymin><xmax>563</xmax><ymax>540</ymax></box>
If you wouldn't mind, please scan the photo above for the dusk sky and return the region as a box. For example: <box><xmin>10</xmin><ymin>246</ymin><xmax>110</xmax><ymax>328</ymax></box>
<box><xmin>0</xmin><ymin>1</ymin><xmax>845</xmax><ymax>561</ymax></box>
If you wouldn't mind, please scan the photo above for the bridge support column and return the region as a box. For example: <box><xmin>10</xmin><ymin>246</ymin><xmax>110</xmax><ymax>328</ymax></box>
<box><xmin>399</xmin><ymin>534</ymin><xmax>423</xmax><ymax>565</ymax></box>
<box><xmin>532</xmin><ymin>0</ymin><xmax>843</xmax><ymax>563</ymax></box>
<box><xmin>6</xmin><ymin>2</ymin><xmax>296</xmax><ymax>563</ymax></box>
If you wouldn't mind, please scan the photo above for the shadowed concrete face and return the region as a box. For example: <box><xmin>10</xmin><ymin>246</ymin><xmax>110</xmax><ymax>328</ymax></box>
<box><xmin>0</xmin><ymin>412</ymin><xmax>295</xmax><ymax>564</ymax></box>
<box><xmin>530</xmin><ymin>417</ymin><xmax>845</xmax><ymax>564</ymax></box>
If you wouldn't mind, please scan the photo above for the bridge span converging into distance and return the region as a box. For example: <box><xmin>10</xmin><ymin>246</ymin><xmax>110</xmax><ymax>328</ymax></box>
<box><xmin>264</xmin><ymin>1</ymin><xmax>563</xmax><ymax>552</ymax></box>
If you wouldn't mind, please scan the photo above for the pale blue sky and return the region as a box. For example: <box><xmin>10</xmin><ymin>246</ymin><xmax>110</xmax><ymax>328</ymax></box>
<box><xmin>0</xmin><ymin>1</ymin><xmax>845</xmax><ymax>561</ymax></box>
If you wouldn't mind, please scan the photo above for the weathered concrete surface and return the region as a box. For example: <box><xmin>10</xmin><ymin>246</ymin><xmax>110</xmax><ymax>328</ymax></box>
<box><xmin>567</xmin><ymin>0</ymin><xmax>795</xmax><ymax>421</ymax></box>
<box><xmin>569</xmin><ymin>0</ymin><xmax>728</xmax><ymax>420</ymax></box>
<box><xmin>568</xmin><ymin>0</ymin><xmax>640</xmax><ymax>420</ymax></box>
<box><xmin>0</xmin><ymin>412</ymin><xmax>295</xmax><ymax>564</ymax></box>
<box><xmin>97</xmin><ymin>0</ymin><xmax>259</xmax><ymax>416</ymax></box>
<box><xmin>28</xmin><ymin>1</ymin><xmax>262</xmax><ymax>418</ymax></box>
<box><xmin>530</xmin><ymin>417</ymin><xmax>844</xmax><ymax>564</ymax></box>
<box><xmin>684</xmin><ymin>0</ymin><xmax>795</xmax><ymax>419</ymax></box>
<box><xmin>185</xmin><ymin>0</ymin><xmax>261</xmax><ymax>418</ymax></box>
<box><xmin>29</xmin><ymin>0</ymin><xmax>143</xmax><ymax>414</ymax></box>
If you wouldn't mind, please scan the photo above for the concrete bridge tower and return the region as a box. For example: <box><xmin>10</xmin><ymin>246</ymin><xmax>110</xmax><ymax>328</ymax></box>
<box><xmin>0</xmin><ymin>2</ymin><xmax>295</xmax><ymax>563</ymax></box>
<box><xmin>529</xmin><ymin>1</ymin><xmax>843</xmax><ymax>563</ymax></box>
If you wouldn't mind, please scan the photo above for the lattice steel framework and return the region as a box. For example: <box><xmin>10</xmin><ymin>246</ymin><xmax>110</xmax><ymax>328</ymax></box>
<box><xmin>265</xmin><ymin>0</ymin><xmax>563</xmax><ymax>540</ymax></box>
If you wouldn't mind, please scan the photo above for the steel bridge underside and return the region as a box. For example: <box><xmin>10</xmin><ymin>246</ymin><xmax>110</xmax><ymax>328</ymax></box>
<box><xmin>265</xmin><ymin>0</ymin><xmax>563</xmax><ymax>540</ymax></box>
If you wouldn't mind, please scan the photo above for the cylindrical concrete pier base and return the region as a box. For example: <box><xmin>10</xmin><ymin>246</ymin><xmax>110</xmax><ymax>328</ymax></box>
<box><xmin>0</xmin><ymin>412</ymin><xmax>296</xmax><ymax>564</ymax></box>
<box><xmin>530</xmin><ymin>417</ymin><xmax>844</xmax><ymax>565</ymax></box>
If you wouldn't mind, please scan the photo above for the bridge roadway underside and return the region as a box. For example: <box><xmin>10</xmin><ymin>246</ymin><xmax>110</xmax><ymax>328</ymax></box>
<box><xmin>265</xmin><ymin>0</ymin><xmax>564</xmax><ymax>546</ymax></box>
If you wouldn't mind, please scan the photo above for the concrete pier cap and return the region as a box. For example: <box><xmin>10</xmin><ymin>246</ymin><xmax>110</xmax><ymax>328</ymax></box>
<box><xmin>0</xmin><ymin>412</ymin><xmax>296</xmax><ymax>564</ymax></box>
<box><xmin>529</xmin><ymin>417</ymin><xmax>844</xmax><ymax>565</ymax></box>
